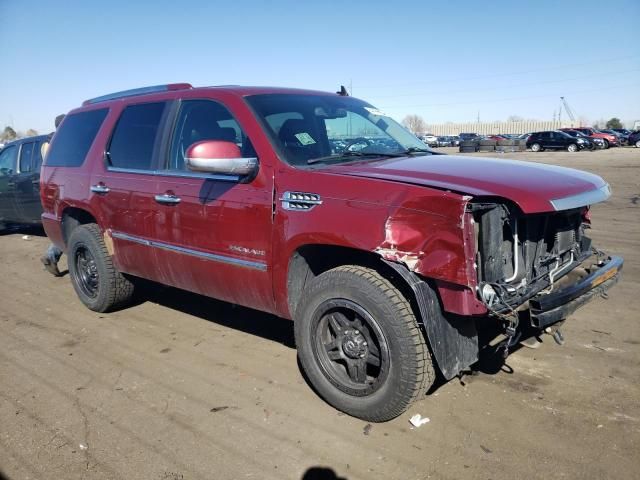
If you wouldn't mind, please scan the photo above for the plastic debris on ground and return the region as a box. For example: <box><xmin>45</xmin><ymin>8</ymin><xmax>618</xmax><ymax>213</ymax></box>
<box><xmin>409</xmin><ymin>414</ymin><xmax>430</xmax><ymax>428</ymax></box>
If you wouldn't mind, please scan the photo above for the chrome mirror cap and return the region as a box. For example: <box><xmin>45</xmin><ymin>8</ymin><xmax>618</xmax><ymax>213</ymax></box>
<box><xmin>185</xmin><ymin>156</ymin><xmax>258</xmax><ymax>176</ymax></box>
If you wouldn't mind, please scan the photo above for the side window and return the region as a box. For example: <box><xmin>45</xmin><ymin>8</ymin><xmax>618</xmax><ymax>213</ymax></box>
<box><xmin>168</xmin><ymin>100</ymin><xmax>255</xmax><ymax>171</ymax></box>
<box><xmin>19</xmin><ymin>142</ymin><xmax>34</xmax><ymax>172</ymax></box>
<box><xmin>46</xmin><ymin>109</ymin><xmax>109</xmax><ymax>167</ymax></box>
<box><xmin>0</xmin><ymin>145</ymin><xmax>18</xmax><ymax>175</ymax></box>
<box><xmin>542</xmin><ymin>132</ymin><xmax>552</xmax><ymax>139</ymax></box>
<box><xmin>108</xmin><ymin>102</ymin><xmax>167</xmax><ymax>170</ymax></box>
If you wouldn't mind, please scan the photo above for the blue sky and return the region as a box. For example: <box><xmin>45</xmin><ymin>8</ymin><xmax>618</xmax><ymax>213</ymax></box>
<box><xmin>1</xmin><ymin>0</ymin><xmax>638</xmax><ymax>133</ymax></box>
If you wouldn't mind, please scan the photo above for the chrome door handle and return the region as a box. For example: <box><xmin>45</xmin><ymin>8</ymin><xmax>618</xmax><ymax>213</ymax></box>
<box><xmin>155</xmin><ymin>194</ymin><xmax>181</xmax><ymax>205</ymax></box>
<box><xmin>90</xmin><ymin>184</ymin><xmax>110</xmax><ymax>194</ymax></box>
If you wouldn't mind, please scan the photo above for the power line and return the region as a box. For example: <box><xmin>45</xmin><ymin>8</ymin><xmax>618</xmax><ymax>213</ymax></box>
<box><xmin>375</xmin><ymin>82</ymin><xmax>639</xmax><ymax>109</ymax></box>
<box><xmin>354</xmin><ymin>54</ymin><xmax>640</xmax><ymax>90</ymax></box>
<box><xmin>368</xmin><ymin>69</ymin><xmax>640</xmax><ymax>99</ymax></box>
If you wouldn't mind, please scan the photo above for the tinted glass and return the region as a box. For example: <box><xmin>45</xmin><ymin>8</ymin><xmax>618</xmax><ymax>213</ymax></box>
<box><xmin>108</xmin><ymin>102</ymin><xmax>166</xmax><ymax>170</ymax></box>
<box><xmin>0</xmin><ymin>145</ymin><xmax>18</xmax><ymax>175</ymax></box>
<box><xmin>168</xmin><ymin>100</ymin><xmax>255</xmax><ymax>171</ymax></box>
<box><xmin>46</xmin><ymin>109</ymin><xmax>108</xmax><ymax>167</ymax></box>
<box><xmin>19</xmin><ymin>142</ymin><xmax>34</xmax><ymax>172</ymax></box>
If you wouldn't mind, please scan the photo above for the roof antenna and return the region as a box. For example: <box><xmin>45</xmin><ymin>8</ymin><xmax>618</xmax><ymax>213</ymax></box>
<box><xmin>336</xmin><ymin>85</ymin><xmax>349</xmax><ymax>96</ymax></box>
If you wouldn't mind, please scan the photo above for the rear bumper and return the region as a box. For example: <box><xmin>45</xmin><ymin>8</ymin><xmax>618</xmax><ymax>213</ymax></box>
<box><xmin>529</xmin><ymin>255</ymin><xmax>623</xmax><ymax>329</ymax></box>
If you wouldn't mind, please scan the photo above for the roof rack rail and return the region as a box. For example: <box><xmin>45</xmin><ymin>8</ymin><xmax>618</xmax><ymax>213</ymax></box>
<box><xmin>82</xmin><ymin>83</ymin><xmax>193</xmax><ymax>106</ymax></box>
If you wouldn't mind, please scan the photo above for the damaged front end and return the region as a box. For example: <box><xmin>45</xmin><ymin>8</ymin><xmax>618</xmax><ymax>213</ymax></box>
<box><xmin>471</xmin><ymin>201</ymin><xmax>623</xmax><ymax>353</ymax></box>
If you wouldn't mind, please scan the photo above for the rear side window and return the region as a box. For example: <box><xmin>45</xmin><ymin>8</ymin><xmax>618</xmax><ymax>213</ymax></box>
<box><xmin>19</xmin><ymin>142</ymin><xmax>34</xmax><ymax>172</ymax></box>
<box><xmin>107</xmin><ymin>102</ymin><xmax>166</xmax><ymax>170</ymax></box>
<box><xmin>46</xmin><ymin>109</ymin><xmax>109</xmax><ymax>167</ymax></box>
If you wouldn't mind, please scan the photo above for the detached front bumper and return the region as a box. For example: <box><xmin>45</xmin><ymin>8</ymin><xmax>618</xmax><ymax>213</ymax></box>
<box><xmin>529</xmin><ymin>255</ymin><xmax>623</xmax><ymax>329</ymax></box>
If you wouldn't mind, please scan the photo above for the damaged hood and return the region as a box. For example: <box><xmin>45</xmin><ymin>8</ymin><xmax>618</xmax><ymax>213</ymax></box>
<box><xmin>324</xmin><ymin>154</ymin><xmax>609</xmax><ymax>213</ymax></box>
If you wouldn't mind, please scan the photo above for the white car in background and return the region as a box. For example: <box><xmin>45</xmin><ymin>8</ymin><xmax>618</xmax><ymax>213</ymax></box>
<box><xmin>422</xmin><ymin>134</ymin><xmax>438</xmax><ymax>147</ymax></box>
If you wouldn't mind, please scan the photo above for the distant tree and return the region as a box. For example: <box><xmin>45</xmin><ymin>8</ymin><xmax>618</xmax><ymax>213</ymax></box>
<box><xmin>0</xmin><ymin>126</ymin><xmax>17</xmax><ymax>142</ymax></box>
<box><xmin>25</xmin><ymin>128</ymin><xmax>38</xmax><ymax>137</ymax></box>
<box><xmin>605</xmin><ymin>118</ymin><xmax>623</xmax><ymax>129</ymax></box>
<box><xmin>402</xmin><ymin>114</ymin><xmax>427</xmax><ymax>134</ymax></box>
<box><xmin>507</xmin><ymin>115</ymin><xmax>523</xmax><ymax>122</ymax></box>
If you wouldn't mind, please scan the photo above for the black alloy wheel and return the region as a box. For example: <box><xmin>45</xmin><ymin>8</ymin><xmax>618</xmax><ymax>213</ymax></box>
<box><xmin>312</xmin><ymin>299</ymin><xmax>390</xmax><ymax>397</ymax></box>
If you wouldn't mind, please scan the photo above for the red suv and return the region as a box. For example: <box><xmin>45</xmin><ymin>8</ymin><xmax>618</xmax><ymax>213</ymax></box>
<box><xmin>41</xmin><ymin>84</ymin><xmax>622</xmax><ymax>421</ymax></box>
<box><xmin>560</xmin><ymin>127</ymin><xmax>618</xmax><ymax>148</ymax></box>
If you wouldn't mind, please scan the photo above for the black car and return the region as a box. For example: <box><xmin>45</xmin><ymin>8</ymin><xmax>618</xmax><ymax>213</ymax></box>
<box><xmin>562</xmin><ymin>130</ymin><xmax>598</xmax><ymax>150</ymax></box>
<box><xmin>628</xmin><ymin>130</ymin><xmax>640</xmax><ymax>148</ymax></box>
<box><xmin>0</xmin><ymin>135</ymin><xmax>50</xmax><ymax>230</ymax></box>
<box><xmin>526</xmin><ymin>130</ymin><xmax>588</xmax><ymax>152</ymax></box>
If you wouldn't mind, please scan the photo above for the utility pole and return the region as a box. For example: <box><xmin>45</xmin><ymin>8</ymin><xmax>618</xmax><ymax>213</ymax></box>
<box><xmin>476</xmin><ymin>111</ymin><xmax>480</xmax><ymax>123</ymax></box>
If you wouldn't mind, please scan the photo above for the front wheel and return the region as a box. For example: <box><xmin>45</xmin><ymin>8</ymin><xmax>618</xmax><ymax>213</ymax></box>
<box><xmin>295</xmin><ymin>265</ymin><xmax>435</xmax><ymax>422</ymax></box>
<box><xmin>602</xmin><ymin>139</ymin><xmax>609</xmax><ymax>149</ymax></box>
<box><xmin>567</xmin><ymin>143</ymin><xmax>578</xmax><ymax>152</ymax></box>
<box><xmin>635</xmin><ymin>140</ymin><xmax>640</xmax><ymax>148</ymax></box>
<box><xmin>531</xmin><ymin>143</ymin><xmax>543</xmax><ymax>152</ymax></box>
<box><xmin>68</xmin><ymin>224</ymin><xmax>135</xmax><ymax>312</ymax></box>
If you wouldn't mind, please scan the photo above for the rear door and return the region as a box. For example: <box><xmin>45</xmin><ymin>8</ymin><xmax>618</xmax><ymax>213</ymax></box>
<box><xmin>13</xmin><ymin>139</ymin><xmax>46</xmax><ymax>222</ymax></box>
<box><xmin>0</xmin><ymin>144</ymin><xmax>19</xmax><ymax>223</ymax></box>
<box><xmin>151</xmin><ymin>98</ymin><xmax>275</xmax><ymax>312</ymax></box>
<box><xmin>91</xmin><ymin>101</ymin><xmax>170</xmax><ymax>280</ymax></box>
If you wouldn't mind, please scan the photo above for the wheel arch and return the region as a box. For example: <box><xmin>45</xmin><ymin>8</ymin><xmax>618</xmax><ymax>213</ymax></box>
<box><xmin>60</xmin><ymin>206</ymin><xmax>98</xmax><ymax>247</ymax></box>
<box><xmin>287</xmin><ymin>243</ymin><xmax>480</xmax><ymax>380</ymax></box>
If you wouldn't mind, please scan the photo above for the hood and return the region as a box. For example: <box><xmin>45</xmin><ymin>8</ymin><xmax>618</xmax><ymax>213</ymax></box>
<box><xmin>323</xmin><ymin>155</ymin><xmax>609</xmax><ymax>213</ymax></box>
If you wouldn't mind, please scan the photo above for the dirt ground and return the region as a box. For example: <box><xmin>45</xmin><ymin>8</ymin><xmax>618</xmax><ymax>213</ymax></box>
<box><xmin>1</xmin><ymin>146</ymin><xmax>638</xmax><ymax>480</ymax></box>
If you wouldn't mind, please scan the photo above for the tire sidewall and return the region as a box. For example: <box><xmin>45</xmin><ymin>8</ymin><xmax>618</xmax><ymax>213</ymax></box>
<box><xmin>68</xmin><ymin>226</ymin><xmax>112</xmax><ymax>312</ymax></box>
<box><xmin>531</xmin><ymin>143</ymin><xmax>541</xmax><ymax>152</ymax></box>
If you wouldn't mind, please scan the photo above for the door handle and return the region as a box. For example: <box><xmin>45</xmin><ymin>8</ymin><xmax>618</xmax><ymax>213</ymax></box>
<box><xmin>155</xmin><ymin>193</ymin><xmax>181</xmax><ymax>205</ymax></box>
<box><xmin>90</xmin><ymin>184</ymin><xmax>110</xmax><ymax>194</ymax></box>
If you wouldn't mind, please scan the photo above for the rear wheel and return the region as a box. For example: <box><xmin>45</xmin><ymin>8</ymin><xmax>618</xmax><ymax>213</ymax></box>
<box><xmin>68</xmin><ymin>224</ymin><xmax>135</xmax><ymax>312</ymax></box>
<box><xmin>567</xmin><ymin>143</ymin><xmax>578</xmax><ymax>152</ymax></box>
<box><xmin>635</xmin><ymin>140</ymin><xmax>640</xmax><ymax>148</ymax></box>
<box><xmin>531</xmin><ymin>143</ymin><xmax>543</xmax><ymax>152</ymax></box>
<box><xmin>295</xmin><ymin>265</ymin><xmax>435</xmax><ymax>422</ymax></box>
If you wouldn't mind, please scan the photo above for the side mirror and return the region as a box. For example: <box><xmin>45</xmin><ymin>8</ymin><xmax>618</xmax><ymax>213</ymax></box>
<box><xmin>185</xmin><ymin>140</ymin><xmax>258</xmax><ymax>177</ymax></box>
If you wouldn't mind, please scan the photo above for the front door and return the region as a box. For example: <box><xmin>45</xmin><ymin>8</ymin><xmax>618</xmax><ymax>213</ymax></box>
<box><xmin>0</xmin><ymin>144</ymin><xmax>19</xmax><ymax>223</ymax></box>
<box><xmin>13</xmin><ymin>139</ymin><xmax>46</xmax><ymax>223</ymax></box>
<box><xmin>152</xmin><ymin>99</ymin><xmax>275</xmax><ymax>312</ymax></box>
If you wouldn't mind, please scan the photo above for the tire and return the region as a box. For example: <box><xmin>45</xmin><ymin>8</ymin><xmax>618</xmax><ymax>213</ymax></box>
<box><xmin>602</xmin><ymin>139</ymin><xmax>609</xmax><ymax>149</ymax></box>
<box><xmin>567</xmin><ymin>143</ymin><xmax>578</xmax><ymax>152</ymax></box>
<box><xmin>295</xmin><ymin>265</ymin><xmax>435</xmax><ymax>422</ymax></box>
<box><xmin>635</xmin><ymin>140</ymin><xmax>640</xmax><ymax>148</ymax></box>
<box><xmin>67</xmin><ymin>224</ymin><xmax>135</xmax><ymax>312</ymax></box>
<box><xmin>531</xmin><ymin>143</ymin><xmax>543</xmax><ymax>152</ymax></box>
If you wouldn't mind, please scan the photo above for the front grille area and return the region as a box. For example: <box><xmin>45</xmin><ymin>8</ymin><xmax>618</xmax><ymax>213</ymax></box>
<box><xmin>472</xmin><ymin>202</ymin><xmax>591</xmax><ymax>310</ymax></box>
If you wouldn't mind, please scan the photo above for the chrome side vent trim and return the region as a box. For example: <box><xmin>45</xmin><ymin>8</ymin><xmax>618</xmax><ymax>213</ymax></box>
<box><xmin>280</xmin><ymin>191</ymin><xmax>323</xmax><ymax>211</ymax></box>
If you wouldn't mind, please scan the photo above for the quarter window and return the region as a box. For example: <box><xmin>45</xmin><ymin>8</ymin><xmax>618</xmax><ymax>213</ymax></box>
<box><xmin>167</xmin><ymin>100</ymin><xmax>255</xmax><ymax>171</ymax></box>
<box><xmin>108</xmin><ymin>102</ymin><xmax>167</xmax><ymax>170</ymax></box>
<box><xmin>45</xmin><ymin>109</ymin><xmax>109</xmax><ymax>167</ymax></box>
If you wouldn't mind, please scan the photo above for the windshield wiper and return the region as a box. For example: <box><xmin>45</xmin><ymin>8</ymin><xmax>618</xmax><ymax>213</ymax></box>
<box><xmin>402</xmin><ymin>147</ymin><xmax>432</xmax><ymax>154</ymax></box>
<box><xmin>307</xmin><ymin>151</ymin><xmax>404</xmax><ymax>165</ymax></box>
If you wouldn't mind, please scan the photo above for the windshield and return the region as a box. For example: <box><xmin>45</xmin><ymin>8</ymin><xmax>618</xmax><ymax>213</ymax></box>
<box><xmin>245</xmin><ymin>94</ymin><xmax>432</xmax><ymax>166</ymax></box>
